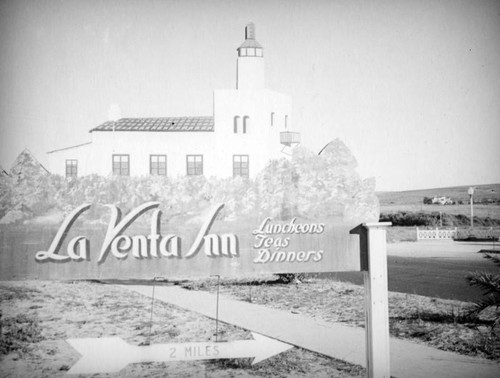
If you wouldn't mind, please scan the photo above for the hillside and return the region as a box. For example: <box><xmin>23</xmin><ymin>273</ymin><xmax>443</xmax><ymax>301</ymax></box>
<box><xmin>377</xmin><ymin>183</ymin><xmax>500</xmax><ymax>207</ymax></box>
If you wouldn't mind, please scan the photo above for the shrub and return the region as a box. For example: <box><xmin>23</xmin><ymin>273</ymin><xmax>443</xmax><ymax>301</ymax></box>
<box><xmin>467</xmin><ymin>254</ymin><xmax>500</xmax><ymax>329</ymax></box>
<box><xmin>276</xmin><ymin>273</ymin><xmax>305</xmax><ymax>284</ymax></box>
<box><xmin>379</xmin><ymin>212</ymin><xmax>438</xmax><ymax>227</ymax></box>
<box><xmin>380</xmin><ymin>211</ymin><xmax>500</xmax><ymax>228</ymax></box>
<box><xmin>0</xmin><ymin>143</ymin><xmax>379</xmax><ymax>225</ymax></box>
<box><xmin>0</xmin><ymin>313</ymin><xmax>44</xmax><ymax>355</ymax></box>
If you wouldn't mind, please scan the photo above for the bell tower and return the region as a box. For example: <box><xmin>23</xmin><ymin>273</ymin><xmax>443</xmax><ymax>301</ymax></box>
<box><xmin>236</xmin><ymin>23</ymin><xmax>265</xmax><ymax>90</ymax></box>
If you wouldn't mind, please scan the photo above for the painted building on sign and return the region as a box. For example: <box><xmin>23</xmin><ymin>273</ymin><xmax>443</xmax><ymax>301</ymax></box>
<box><xmin>47</xmin><ymin>23</ymin><xmax>300</xmax><ymax>179</ymax></box>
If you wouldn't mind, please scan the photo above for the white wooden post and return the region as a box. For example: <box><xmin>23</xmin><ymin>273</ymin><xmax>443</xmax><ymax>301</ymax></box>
<box><xmin>351</xmin><ymin>222</ymin><xmax>391</xmax><ymax>378</ymax></box>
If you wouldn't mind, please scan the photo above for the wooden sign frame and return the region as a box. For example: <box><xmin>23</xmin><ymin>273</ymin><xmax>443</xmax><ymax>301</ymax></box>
<box><xmin>351</xmin><ymin>222</ymin><xmax>392</xmax><ymax>378</ymax></box>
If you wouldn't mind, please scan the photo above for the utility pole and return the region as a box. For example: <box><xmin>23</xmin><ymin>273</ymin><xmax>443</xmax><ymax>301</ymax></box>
<box><xmin>468</xmin><ymin>187</ymin><xmax>474</xmax><ymax>228</ymax></box>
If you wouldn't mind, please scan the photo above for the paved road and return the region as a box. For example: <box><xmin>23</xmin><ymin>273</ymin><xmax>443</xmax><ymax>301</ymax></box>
<box><xmin>320</xmin><ymin>241</ymin><xmax>499</xmax><ymax>302</ymax></box>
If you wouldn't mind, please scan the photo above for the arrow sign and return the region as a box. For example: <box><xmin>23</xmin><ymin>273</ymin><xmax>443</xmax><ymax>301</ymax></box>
<box><xmin>67</xmin><ymin>333</ymin><xmax>293</xmax><ymax>374</ymax></box>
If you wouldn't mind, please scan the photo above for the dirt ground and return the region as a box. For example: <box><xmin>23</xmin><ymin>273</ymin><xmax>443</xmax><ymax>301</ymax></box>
<box><xmin>181</xmin><ymin>276</ymin><xmax>500</xmax><ymax>360</ymax></box>
<box><xmin>0</xmin><ymin>280</ymin><xmax>365</xmax><ymax>378</ymax></box>
<box><xmin>1</xmin><ymin>278</ymin><xmax>499</xmax><ymax>377</ymax></box>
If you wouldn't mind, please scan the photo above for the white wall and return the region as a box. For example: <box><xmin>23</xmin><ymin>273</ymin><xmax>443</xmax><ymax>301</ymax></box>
<box><xmin>89</xmin><ymin>131</ymin><xmax>221</xmax><ymax>177</ymax></box>
<box><xmin>48</xmin><ymin>88</ymin><xmax>293</xmax><ymax>179</ymax></box>
<box><xmin>47</xmin><ymin>143</ymin><xmax>93</xmax><ymax>177</ymax></box>
<box><xmin>237</xmin><ymin>57</ymin><xmax>265</xmax><ymax>90</ymax></box>
<box><xmin>213</xmin><ymin>88</ymin><xmax>292</xmax><ymax>175</ymax></box>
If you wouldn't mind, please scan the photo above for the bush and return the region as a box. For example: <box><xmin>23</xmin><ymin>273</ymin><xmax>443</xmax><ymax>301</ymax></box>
<box><xmin>380</xmin><ymin>211</ymin><xmax>500</xmax><ymax>228</ymax></box>
<box><xmin>276</xmin><ymin>273</ymin><xmax>305</xmax><ymax>284</ymax></box>
<box><xmin>423</xmin><ymin>197</ymin><xmax>433</xmax><ymax>205</ymax></box>
<box><xmin>0</xmin><ymin>313</ymin><xmax>44</xmax><ymax>355</ymax></box>
<box><xmin>379</xmin><ymin>212</ymin><xmax>438</xmax><ymax>227</ymax></box>
<box><xmin>0</xmin><ymin>144</ymin><xmax>379</xmax><ymax>224</ymax></box>
<box><xmin>467</xmin><ymin>254</ymin><xmax>500</xmax><ymax>329</ymax></box>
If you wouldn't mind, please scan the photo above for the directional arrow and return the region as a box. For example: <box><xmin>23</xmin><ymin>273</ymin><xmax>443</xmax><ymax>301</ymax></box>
<box><xmin>67</xmin><ymin>333</ymin><xmax>293</xmax><ymax>374</ymax></box>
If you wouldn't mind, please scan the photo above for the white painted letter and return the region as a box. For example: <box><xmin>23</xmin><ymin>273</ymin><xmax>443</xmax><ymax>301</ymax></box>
<box><xmin>67</xmin><ymin>236</ymin><xmax>89</xmax><ymax>261</ymax></box>
<box><xmin>98</xmin><ymin>202</ymin><xmax>160</xmax><ymax>263</ymax></box>
<box><xmin>35</xmin><ymin>204</ymin><xmax>91</xmax><ymax>262</ymax></box>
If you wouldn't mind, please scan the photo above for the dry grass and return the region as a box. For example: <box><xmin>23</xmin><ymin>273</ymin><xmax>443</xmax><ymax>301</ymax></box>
<box><xmin>2</xmin><ymin>278</ymin><xmax>499</xmax><ymax>377</ymax></box>
<box><xmin>378</xmin><ymin>185</ymin><xmax>500</xmax><ymax>242</ymax></box>
<box><xmin>380</xmin><ymin>204</ymin><xmax>500</xmax><ymax>219</ymax></box>
<box><xmin>182</xmin><ymin>277</ymin><xmax>500</xmax><ymax>361</ymax></box>
<box><xmin>377</xmin><ymin>183</ymin><xmax>500</xmax><ymax>207</ymax></box>
<box><xmin>377</xmin><ymin>183</ymin><xmax>500</xmax><ymax>220</ymax></box>
<box><xmin>0</xmin><ymin>280</ymin><xmax>365</xmax><ymax>378</ymax></box>
<box><xmin>386</xmin><ymin>226</ymin><xmax>418</xmax><ymax>243</ymax></box>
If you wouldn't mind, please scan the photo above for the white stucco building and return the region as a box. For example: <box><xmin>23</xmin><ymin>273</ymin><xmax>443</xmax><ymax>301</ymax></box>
<box><xmin>47</xmin><ymin>23</ymin><xmax>300</xmax><ymax>179</ymax></box>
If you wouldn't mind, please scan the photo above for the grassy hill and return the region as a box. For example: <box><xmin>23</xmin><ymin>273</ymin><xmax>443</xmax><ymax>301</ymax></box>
<box><xmin>376</xmin><ymin>184</ymin><xmax>500</xmax><ymax>241</ymax></box>
<box><xmin>377</xmin><ymin>183</ymin><xmax>500</xmax><ymax>223</ymax></box>
<box><xmin>377</xmin><ymin>183</ymin><xmax>500</xmax><ymax>207</ymax></box>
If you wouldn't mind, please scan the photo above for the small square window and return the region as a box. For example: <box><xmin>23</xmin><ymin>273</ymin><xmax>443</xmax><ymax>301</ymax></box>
<box><xmin>233</xmin><ymin>155</ymin><xmax>249</xmax><ymax>178</ymax></box>
<box><xmin>150</xmin><ymin>155</ymin><xmax>167</xmax><ymax>176</ymax></box>
<box><xmin>112</xmin><ymin>154</ymin><xmax>129</xmax><ymax>176</ymax></box>
<box><xmin>65</xmin><ymin>159</ymin><xmax>77</xmax><ymax>178</ymax></box>
<box><xmin>186</xmin><ymin>155</ymin><xmax>203</xmax><ymax>176</ymax></box>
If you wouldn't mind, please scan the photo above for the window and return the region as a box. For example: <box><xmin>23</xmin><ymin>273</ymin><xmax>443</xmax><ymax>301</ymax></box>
<box><xmin>112</xmin><ymin>154</ymin><xmax>129</xmax><ymax>176</ymax></box>
<box><xmin>247</xmin><ymin>48</ymin><xmax>255</xmax><ymax>56</ymax></box>
<box><xmin>239</xmin><ymin>48</ymin><xmax>247</xmax><ymax>56</ymax></box>
<box><xmin>65</xmin><ymin>159</ymin><xmax>77</xmax><ymax>178</ymax></box>
<box><xmin>234</xmin><ymin>115</ymin><xmax>249</xmax><ymax>133</ymax></box>
<box><xmin>233</xmin><ymin>116</ymin><xmax>240</xmax><ymax>133</ymax></box>
<box><xmin>243</xmin><ymin>116</ymin><xmax>249</xmax><ymax>134</ymax></box>
<box><xmin>233</xmin><ymin>155</ymin><xmax>249</xmax><ymax>178</ymax></box>
<box><xmin>186</xmin><ymin>155</ymin><xmax>203</xmax><ymax>175</ymax></box>
<box><xmin>150</xmin><ymin>155</ymin><xmax>167</xmax><ymax>176</ymax></box>
<box><xmin>271</xmin><ymin>112</ymin><xmax>275</xmax><ymax>126</ymax></box>
<box><xmin>256</xmin><ymin>48</ymin><xmax>263</xmax><ymax>57</ymax></box>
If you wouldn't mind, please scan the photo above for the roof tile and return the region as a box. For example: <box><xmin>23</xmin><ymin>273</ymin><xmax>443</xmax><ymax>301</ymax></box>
<box><xmin>90</xmin><ymin>117</ymin><xmax>214</xmax><ymax>133</ymax></box>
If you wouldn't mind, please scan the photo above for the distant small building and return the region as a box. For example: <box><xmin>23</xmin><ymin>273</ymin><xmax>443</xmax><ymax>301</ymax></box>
<box><xmin>432</xmin><ymin>196</ymin><xmax>454</xmax><ymax>205</ymax></box>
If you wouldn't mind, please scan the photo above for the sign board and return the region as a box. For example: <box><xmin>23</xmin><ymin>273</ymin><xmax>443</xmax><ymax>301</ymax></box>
<box><xmin>0</xmin><ymin>201</ymin><xmax>361</xmax><ymax>280</ymax></box>
<box><xmin>66</xmin><ymin>334</ymin><xmax>293</xmax><ymax>374</ymax></box>
<box><xmin>0</xmin><ymin>203</ymin><xmax>390</xmax><ymax>378</ymax></box>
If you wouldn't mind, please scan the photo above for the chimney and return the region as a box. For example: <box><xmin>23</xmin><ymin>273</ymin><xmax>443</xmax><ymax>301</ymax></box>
<box><xmin>245</xmin><ymin>23</ymin><xmax>255</xmax><ymax>40</ymax></box>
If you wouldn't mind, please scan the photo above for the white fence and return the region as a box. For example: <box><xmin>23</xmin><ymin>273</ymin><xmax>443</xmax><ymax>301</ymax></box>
<box><xmin>416</xmin><ymin>227</ymin><xmax>457</xmax><ymax>240</ymax></box>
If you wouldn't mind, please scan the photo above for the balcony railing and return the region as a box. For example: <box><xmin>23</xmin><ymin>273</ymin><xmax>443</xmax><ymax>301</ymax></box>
<box><xmin>280</xmin><ymin>131</ymin><xmax>301</xmax><ymax>146</ymax></box>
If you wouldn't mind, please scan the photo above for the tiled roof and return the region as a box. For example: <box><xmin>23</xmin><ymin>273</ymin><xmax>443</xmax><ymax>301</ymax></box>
<box><xmin>238</xmin><ymin>39</ymin><xmax>263</xmax><ymax>49</ymax></box>
<box><xmin>90</xmin><ymin>117</ymin><xmax>214</xmax><ymax>133</ymax></box>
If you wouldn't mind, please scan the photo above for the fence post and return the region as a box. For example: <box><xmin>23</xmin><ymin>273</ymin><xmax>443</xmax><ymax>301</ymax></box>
<box><xmin>351</xmin><ymin>222</ymin><xmax>392</xmax><ymax>378</ymax></box>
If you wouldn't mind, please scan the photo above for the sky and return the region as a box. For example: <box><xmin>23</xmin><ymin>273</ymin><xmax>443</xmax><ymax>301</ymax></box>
<box><xmin>0</xmin><ymin>0</ymin><xmax>499</xmax><ymax>191</ymax></box>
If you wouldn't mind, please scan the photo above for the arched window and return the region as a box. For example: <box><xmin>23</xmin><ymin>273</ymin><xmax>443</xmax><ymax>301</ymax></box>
<box><xmin>233</xmin><ymin>116</ymin><xmax>240</xmax><ymax>133</ymax></box>
<box><xmin>243</xmin><ymin>116</ymin><xmax>250</xmax><ymax>134</ymax></box>
<box><xmin>285</xmin><ymin>115</ymin><xmax>288</xmax><ymax>129</ymax></box>
<box><xmin>271</xmin><ymin>112</ymin><xmax>274</xmax><ymax>126</ymax></box>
